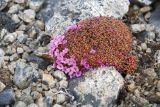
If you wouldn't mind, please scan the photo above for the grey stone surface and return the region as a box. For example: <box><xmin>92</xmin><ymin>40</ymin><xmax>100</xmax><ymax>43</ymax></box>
<box><xmin>68</xmin><ymin>67</ymin><xmax>124</xmax><ymax>107</ymax></box>
<box><xmin>0</xmin><ymin>81</ymin><xmax>5</xmax><ymax>92</ymax></box>
<box><xmin>0</xmin><ymin>48</ymin><xmax>5</xmax><ymax>68</ymax></box>
<box><xmin>0</xmin><ymin>0</ymin><xmax>8</xmax><ymax>11</ymax></box>
<box><xmin>13</xmin><ymin>61</ymin><xmax>39</xmax><ymax>89</ymax></box>
<box><xmin>0</xmin><ymin>12</ymin><xmax>16</xmax><ymax>32</ymax></box>
<box><xmin>38</xmin><ymin>0</ymin><xmax>130</xmax><ymax>34</ymax></box>
<box><xmin>27</xmin><ymin>103</ymin><xmax>38</xmax><ymax>107</ymax></box>
<box><xmin>150</xmin><ymin>6</ymin><xmax>160</xmax><ymax>33</ymax></box>
<box><xmin>0</xmin><ymin>89</ymin><xmax>15</xmax><ymax>106</ymax></box>
<box><xmin>137</xmin><ymin>0</ymin><xmax>154</xmax><ymax>5</ymax></box>
<box><xmin>15</xmin><ymin>101</ymin><xmax>27</xmax><ymax>107</ymax></box>
<box><xmin>37</xmin><ymin>96</ymin><xmax>53</xmax><ymax>107</ymax></box>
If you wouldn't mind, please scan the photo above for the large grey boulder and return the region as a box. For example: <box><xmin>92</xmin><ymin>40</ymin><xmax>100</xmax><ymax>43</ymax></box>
<box><xmin>38</xmin><ymin>0</ymin><xmax>130</xmax><ymax>34</ymax></box>
<box><xmin>68</xmin><ymin>67</ymin><xmax>124</xmax><ymax>107</ymax></box>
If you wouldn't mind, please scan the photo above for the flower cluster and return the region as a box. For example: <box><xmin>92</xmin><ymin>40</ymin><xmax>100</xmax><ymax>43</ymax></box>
<box><xmin>48</xmin><ymin>16</ymin><xmax>137</xmax><ymax>78</ymax></box>
<box><xmin>48</xmin><ymin>35</ymin><xmax>82</xmax><ymax>78</ymax></box>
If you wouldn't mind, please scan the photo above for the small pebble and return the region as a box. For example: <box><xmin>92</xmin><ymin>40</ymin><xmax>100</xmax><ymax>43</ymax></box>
<box><xmin>0</xmin><ymin>81</ymin><xmax>5</xmax><ymax>92</ymax></box>
<box><xmin>0</xmin><ymin>48</ymin><xmax>5</xmax><ymax>68</ymax></box>
<box><xmin>29</xmin><ymin>0</ymin><xmax>44</xmax><ymax>12</ymax></box>
<box><xmin>19</xmin><ymin>9</ymin><xmax>36</xmax><ymax>23</ymax></box>
<box><xmin>0</xmin><ymin>89</ymin><xmax>15</xmax><ymax>105</ymax></box>
<box><xmin>146</xmin><ymin>48</ymin><xmax>152</xmax><ymax>53</ymax></box>
<box><xmin>130</xmin><ymin>24</ymin><xmax>146</xmax><ymax>33</ymax></box>
<box><xmin>17</xmin><ymin>47</ymin><xmax>24</xmax><ymax>54</ymax></box>
<box><xmin>42</xmin><ymin>73</ymin><xmax>56</xmax><ymax>88</ymax></box>
<box><xmin>56</xmin><ymin>94</ymin><xmax>66</xmax><ymax>104</ymax></box>
<box><xmin>143</xmin><ymin>68</ymin><xmax>157</xmax><ymax>79</ymax></box>
<box><xmin>4</xmin><ymin>33</ymin><xmax>17</xmax><ymax>43</ymax></box>
<box><xmin>53</xmin><ymin>104</ymin><xmax>63</xmax><ymax>107</ymax></box>
<box><xmin>52</xmin><ymin>70</ymin><xmax>67</xmax><ymax>81</ymax></box>
<box><xmin>157</xmin><ymin>80</ymin><xmax>160</xmax><ymax>92</ymax></box>
<box><xmin>27</xmin><ymin>103</ymin><xmax>38</xmax><ymax>107</ymax></box>
<box><xmin>141</xmin><ymin>43</ymin><xmax>147</xmax><ymax>50</ymax></box>
<box><xmin>15</xmin><ymin>101</ymin><xmax>27</xmax><ymax>107</ymax></box>
<box><xmin>14</xmin><ymin>0</ymin><xmax>25</xmax><ymax>4</ymax></box>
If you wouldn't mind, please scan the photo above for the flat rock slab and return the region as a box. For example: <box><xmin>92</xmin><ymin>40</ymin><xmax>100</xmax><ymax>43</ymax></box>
<box><xmin>68</xmin><ymin>67</ymin><xmax>124</xmax><ymax>107</ymax></box>
<box><xmin>38</xmin><ymin>0</ymin><xmax>130</xmax><ymax>34</ymax></box>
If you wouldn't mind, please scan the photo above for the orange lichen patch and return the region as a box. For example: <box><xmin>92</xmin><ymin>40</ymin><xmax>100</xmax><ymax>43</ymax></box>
<box><xmin>62</xmin><ymin>16</ymin><xmax>137</xmax><ymax>73</ymax></box>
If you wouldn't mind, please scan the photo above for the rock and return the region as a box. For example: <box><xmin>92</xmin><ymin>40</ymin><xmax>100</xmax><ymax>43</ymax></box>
<box><xmin>39</xmin><ymin>0</ymin><xmax>130</xmax><ymax>34</ymax></box>
<box><xmin>29</xmin><ymin>0</ymin><xmax>44</xmax><ymax>12</ymax></box>
<box><xmin>68</xmin><ymin>67</ymin><xmax>124</xmax><ymax>107</ymax></box>
<box><xmin>146</xmin><ymin>48</ymin><xmax>152</xmax><ymax>53</ymax></box>
<box><xmin>27</xmin><ymin>26</ymin><xmax>39</xmax><ymax>38</ymax></box>
<box><xmin>17</xmin><ymin>47</ymin><xmax>24</xmax><ymax>54</ymax></box>
<box><xmin>26</xmin><ymin>54</ymin><xmax>51</xmax><ymax>70</ymax></box>
<box><xmin>52</xmin><ymin>70</ymin><xmax>67</xmax><ymax>81</ymax></box>
<box><xmin>13</xmin><ymin>61</ymin><xmax>38</xmax><ymax>89</ymax></box>
<box><xmin>59</xmin><ymin>80</ymin><xmax>68</xmax><ymax>88</ymax></box>
<box><xmin>0</xmin><ymin>29</ymin><xmax>8</xmax><ymax>40</ymax></box>
<box><xmin>154</xmin><ymin>50</ymin><xmax>160</xmax><ymax>64</ymax></box>
<box><xmin>15</xmin><ymin>101</ymin><xmax>27</xmax><ymax>107</ymax></box>
<box><xmin>35</xmin><ymin>20</ymin><xmax>45</xmax><ymax>30</ymax></box>
<box><xmin>0</xmin><ymin>48</ymin><xmax>5</xmax><ymax>68</ymax></box>
<box><xmin>53</xmin><ymin>104</ymin><xmax>63</xmax><ymax>107</ymax></box>
<box><xmin>141</xmin><ymin>43</ymin><xmax>147</xmax><ymax>50</ymax></box>
<box><xmin>28</xmin><ymin>103</ymin><xmax>38</xmax><ymax>107</ymax></box>
<box><xmin>17</xmin><ymin>33</ymin><xmax>28</xmax><ymax>43</ymax></box>
<box><xmin>0</xmin><ymin>81</ymin><xmax>5</xmax><ymax>92</ymax></box>
<box><xmin>157</xmin><ymin>80</ymin><xmax>160</xmax><ymax>92</ymax></box>
<box><xmin>137</xmin><ymin>0</ymin><xmax>154</xmax><ymax>5</ymax></box>
<box><xmin>127</xmin><ymin>81</ymin><xmax>136</xmax><ymax>92</ymax></box>
<box><xmin>0</xmin><ymin>89</ymin><xmax>15</xmax><ymax>106</ymax></box>
<box><xmin>145</xmin><ymin>31</ymin><xmax>155</xmax><ymax>40</ymax></box>
<box><xmin>14</xmin><ymin>0</ymin><xmax>25</xmax><ymax>4</ymax></box>
<box><xmin>9</xmin><ymin>53</ymin><xmax>19</xmax><ymax>61</ymax></box>
<box><xmin>12</xmin><ymin>14</ymin><xmax>20</xmax><ymax>23</ymax></box>
<box><xmin>56</xmin><ymin>94</ymin><xmax>66</xmax><ymax>104</ymax></box>
<box><xmin>4</xmin><ymin>33</ymin><xmax>17</xmax><ymax>43</ymax></box>
<box><xmin>20</xmin><ymin>94</ymin><xmax>34</xmax><ymax>105</ymax></box>
<box><xmin>0</xmin><ymin>12</ymin><xmax>16</xmax><ymax>32</ymax></box>
<box><xmin>130</xmin><ymin>24</ymin><xmax>146</xmax><ymax>33</ymax></box>
<box><xmin>0</xmin><ymin>0</ymin><xmax>8</xmax><ymax>11</ymax></box>
<box><xmin>0</xmin><ymin>69</ymin><xmax>12</xmax><ymax>86</ymax></box>
<box><xmin>37</xmin><ymin>96</ymin><xmax>53</xmax><ymax>107</ymax></box>
<box><xmin>150</xmin><ymin>6</ymin><xmax>160</xmax><ymax>32</ymax></box>
<box><xmin>143</xmin><ymin>68</ymin><xmax>157</xmax><ymax>79</ymax></box>
<box><xmin>42</xmin><ymin>73</ymin><xmax>56</xmax><ymax>88</ymax></box>
<box><xmin>19</xmin><ymin>9</ymin><xmax>36</xmax><ymax>23</ymax></box>
<box><xmin>8</xmin><ymin>4</ymin><xmax>23</xmax><ymax>14</ymax></box>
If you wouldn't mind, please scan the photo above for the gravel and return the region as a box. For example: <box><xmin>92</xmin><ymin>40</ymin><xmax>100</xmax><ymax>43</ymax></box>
<box><xmin>0</xmin><ymin>0</ymin><xmax>160</xmax><ymax>106</ymax></box>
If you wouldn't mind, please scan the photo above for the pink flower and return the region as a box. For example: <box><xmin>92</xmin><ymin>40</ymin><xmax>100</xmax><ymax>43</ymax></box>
<box><xmin>54</xmin><ymin>49</ymin><xmax>60</xmax><ymax>57</ymax></box>
<box><xmin>80</xmin><ymin>59</ymin><xmax>87</xmax><ymax>66</ymax></box>
<box><xmin>64</xmin><ymin>68</ymin><xmax>71</xmax><ymax>74</ymax></box>
<box><xmin>57</xmin><ymin>63</ymin><xmax>64</xmax><ymax>70</ymax></box>
<box><xmin>90</xmin><ymin>48</ymin><xmax>96</xmax><ymax>54</ymax></box>
<box><xmin>84</xmin><ymin>63</ymin><xmax>91</xmax><ymax>69</ymax></box>
<box><xmin>76</xmin><ymin>71</ymin><xmax>82</xmax><ymax>77</ymax></box>
<box><xmin>66</xmin><ymin>24</ymin><xmax>81</xmax><ymax>31</ymax></box>
<box><xmin>70</xmin><ymin>66</ymin><xmax>79</xmax><ymax>72</ymax></box>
